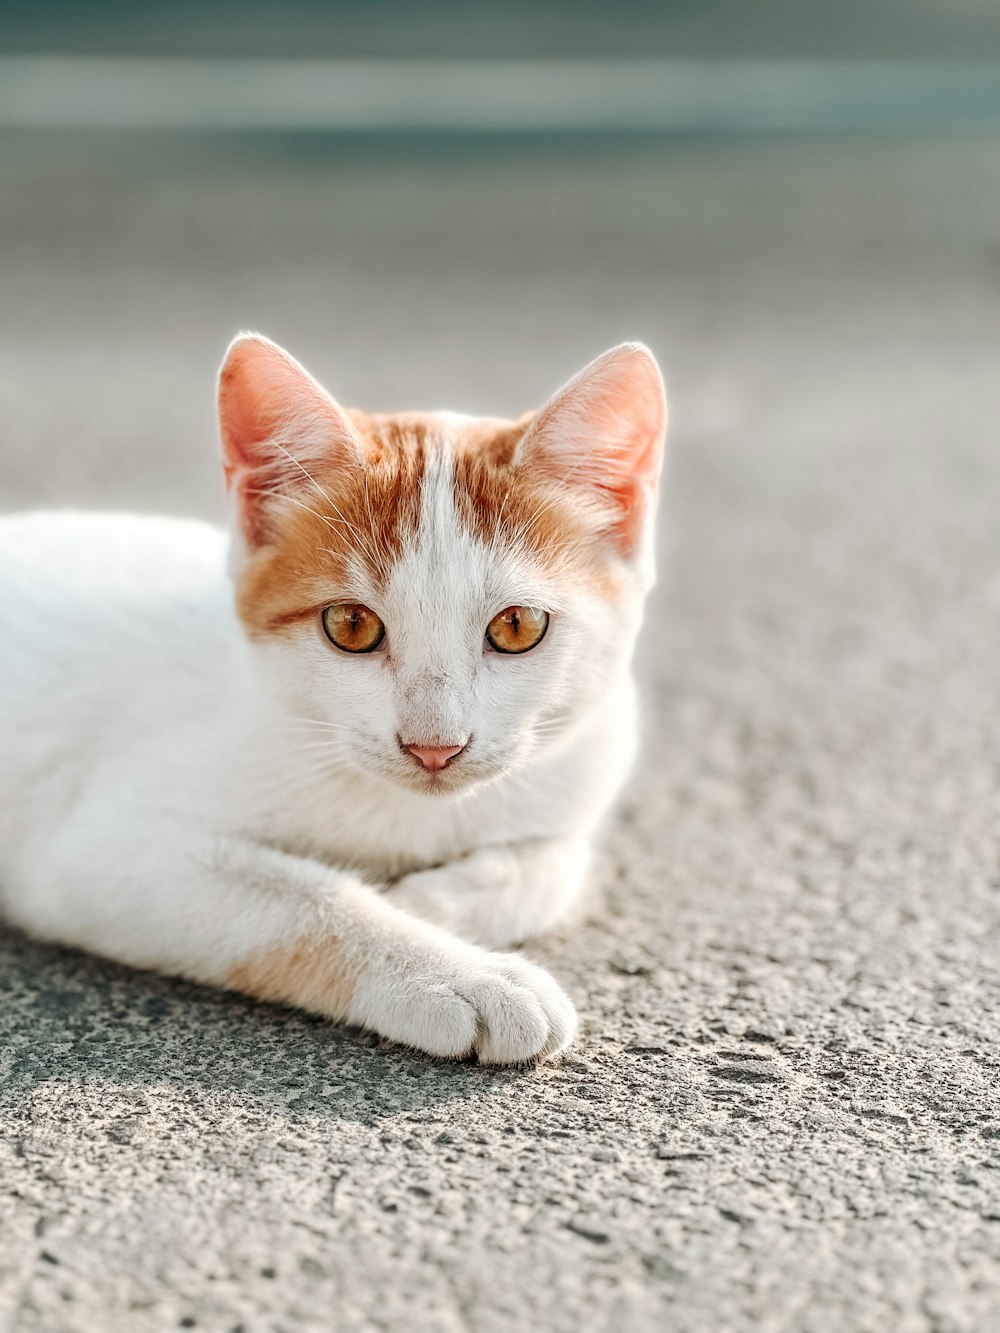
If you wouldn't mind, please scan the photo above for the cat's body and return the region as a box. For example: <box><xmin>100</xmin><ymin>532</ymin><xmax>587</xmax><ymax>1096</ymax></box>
<box><xmin>0</xmin><ymin>510</ymin><xmax>634</xmax><ymax>931</ymax></box>
<box><xmin>0</xmin><ymin>337</ymin><xmax>666</xmax><ymax>1064</ymax></box>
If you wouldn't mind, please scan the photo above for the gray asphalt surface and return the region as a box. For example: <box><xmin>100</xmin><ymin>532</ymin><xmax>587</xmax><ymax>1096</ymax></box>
<box><xmin>1</xmin><ymin>133</ymin><xmax>1000</xmax><ymax>1332</ymax></box>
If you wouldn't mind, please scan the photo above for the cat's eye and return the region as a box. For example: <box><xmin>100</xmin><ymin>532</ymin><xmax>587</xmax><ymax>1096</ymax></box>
<box><xmin>485</xmin><ymin>605</ymin><xmax>549</xmax><ymax>655</ymax></box>
<box><xmin>322</xmin><ymin>604</ymin><xmax>385</xmax><ymax>654</ymax></box>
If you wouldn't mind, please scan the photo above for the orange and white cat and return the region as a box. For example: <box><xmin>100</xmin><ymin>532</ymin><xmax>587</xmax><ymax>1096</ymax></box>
<box><xmin>0</xmin><ymin>335</ymin><xmax>666</xmax><ymax>1064</ymax></box>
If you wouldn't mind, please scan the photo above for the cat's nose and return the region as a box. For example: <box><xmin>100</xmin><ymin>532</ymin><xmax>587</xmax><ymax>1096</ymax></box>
<box><xmin>404</xmin><ymin>741</ymin><xmax>467</xmax><ymax>772</ymax></box>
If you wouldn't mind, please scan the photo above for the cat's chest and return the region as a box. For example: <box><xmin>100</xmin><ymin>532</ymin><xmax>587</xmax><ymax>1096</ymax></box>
<box><xmin>264</xmin><ymin>764</ymin><xmax>579</xmax><ymax>881</ymax></box>
<box><xmin>331</xmin><ymin>798</ymin><xmax>501</xmax><ymax>878</ymax></box>
<box><xmin>321</xmin><ymin>788</ymin><xmax>530</xmax><ymax>878</ymax></box>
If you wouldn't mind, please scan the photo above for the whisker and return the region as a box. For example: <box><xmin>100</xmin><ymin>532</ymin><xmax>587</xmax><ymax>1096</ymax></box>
<box><xmin>239</xmin><ymin>753</ymin><xmax>354</xmax><ymax>799</ymax></box>
<box><xmin>505</xmin><ymin>446</ymin><xmax>623</xmax><ymax>547</ymax></box>
<box><xmin>271</xmin><ymin>441</ymin><xmax>383</xmax><ymax>570</ymax></box>
<box><xmin>244</xmin><ymin>486</ymin><xmax>345</xmax><ymax>533</ymax></box>
<box><xmin>271</xmin><ymin>440</ymin><xmax>340</xmax><ymax>509</ymax></box>
<box><xmin>274</xmin><ymin>715</ymin><xmax>351</xmax><ymax>732</ymax></box>
<box><xmin>298</xmin><ymin>736</ymin><xmax>351</xmax><ymax>755</ymax></box>
<box><xmin>489</xmin><ymin>483</ymin><xmax>515</xmax><ymax>554</ymax></box>
<box><xmin>530</xmin><ymin>723</ymin><xmax>572</xmax><ymax>740</ymax></box>
<box><xmin>245</xmin><ymin>481</ymin><xmax>382</xmax><ymax>572</ymax></box>
<box><xmin>363</xmin><ymin>470</ymin><xmax>390</xmax><ymax>581</ymax></box>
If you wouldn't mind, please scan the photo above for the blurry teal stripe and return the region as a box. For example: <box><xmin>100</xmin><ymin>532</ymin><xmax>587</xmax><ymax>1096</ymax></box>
<box><xmin>0</xmin><ymin>58</ymin><xmax>998</xmax><ymax>132</ymax></box>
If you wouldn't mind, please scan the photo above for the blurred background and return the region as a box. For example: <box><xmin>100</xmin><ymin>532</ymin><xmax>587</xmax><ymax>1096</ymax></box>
<box><xmin>2</xmin><ymin>1</ymin><xmax>999</xmax><ymax>523</ymax></box>
<box><xmin>4</xmin><ymin>8</ymin><xmax>1000</xmax><ymax>1331</ymax></box>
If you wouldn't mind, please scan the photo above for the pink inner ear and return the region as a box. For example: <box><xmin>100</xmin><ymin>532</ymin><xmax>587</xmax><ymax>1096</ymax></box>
<box><xmin>519</xmin><ymin>343</ymin><xmax>667</xmax><ymax>555</ymax></box>
<box><xmin>218</xmin><ymin>335</ymin><xmax>344</xmax><ymax>480</ymax></box>
<box><xmin>217</xmin><ymin>334</ymin><xmax>359</xmax><ymax>546</ymax></box>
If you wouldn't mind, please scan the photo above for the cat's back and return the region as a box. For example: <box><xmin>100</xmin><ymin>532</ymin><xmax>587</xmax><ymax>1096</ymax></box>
<box><xmin>0</xmin><ymin>509</ymin><xmax>233</xmax><ymax>740</ymax></box>
<box><xmin>0</xmin><ymin>510</ymin><xmax>227</xmax><ymax>603</ymax></box>
<box><xmin>0</xmin><ymin>510</ymin><xmax>240</xmax><ymax>890</ymax></box>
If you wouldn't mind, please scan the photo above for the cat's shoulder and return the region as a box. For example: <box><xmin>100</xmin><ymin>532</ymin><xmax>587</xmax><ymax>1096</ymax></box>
<box><xmin>0</xmin><ymin>510</ymin><xmax>228</xmax><ymax>591</ymax></box>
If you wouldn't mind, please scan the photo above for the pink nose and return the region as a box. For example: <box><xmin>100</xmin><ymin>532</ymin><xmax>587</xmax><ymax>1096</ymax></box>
<box><xmin>405</xmin><ymin>742</ymin><xmax>466</xmax><ymax>772</ymax></box>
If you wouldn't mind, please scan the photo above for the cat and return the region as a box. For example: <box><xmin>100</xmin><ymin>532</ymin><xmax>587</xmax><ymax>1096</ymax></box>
<box><xmin>0</xmin><ymin>334</ymin><xmax>666</xmax><ymax>1064</ymax></box>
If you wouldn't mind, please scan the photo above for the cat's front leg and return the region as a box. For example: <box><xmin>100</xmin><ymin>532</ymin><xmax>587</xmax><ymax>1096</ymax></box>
<box><xmin>14</xmin><ymin>827</ymin><xmax>575</xmax><ymax>1065</ymax></box>
<box><xmin>387</xmin><ymin>838</ymin><xmax>591</xmax><ymax>949</ymax></box>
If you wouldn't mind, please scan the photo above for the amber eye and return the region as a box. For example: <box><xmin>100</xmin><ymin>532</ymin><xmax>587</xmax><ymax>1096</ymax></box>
<box><xmin>485</xmin><ymin>605</ymin><xmax>549</xmax><ymax>655</ymax></box>
<box><xmin>322</xmin><ymin>604</ymin><xmax>385</xmax><ymax>654</ymax></box>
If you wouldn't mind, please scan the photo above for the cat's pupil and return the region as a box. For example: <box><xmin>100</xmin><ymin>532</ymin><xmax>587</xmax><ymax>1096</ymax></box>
<box><xmin>322</xmin><ymin>603</ymin><xmax>385</xmax><ymax>653</ymax></box>
<box><xmin>485</xmin><ymin>605</ymin><xmax>549</xmax><ymax>654</ymax></box>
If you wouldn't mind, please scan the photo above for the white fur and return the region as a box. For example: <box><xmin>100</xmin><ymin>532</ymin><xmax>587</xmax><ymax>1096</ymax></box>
<box><xmin>0</xmin><ymin>349</ymin><xmax>662</xmax><ymax>1065</ymax></box>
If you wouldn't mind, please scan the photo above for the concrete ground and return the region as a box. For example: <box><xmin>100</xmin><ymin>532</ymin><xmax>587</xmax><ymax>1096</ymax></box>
<box><xmin>1</xmin><ymin>132</ymin><xmax>999</xmax><ymax>1331</ymax></box>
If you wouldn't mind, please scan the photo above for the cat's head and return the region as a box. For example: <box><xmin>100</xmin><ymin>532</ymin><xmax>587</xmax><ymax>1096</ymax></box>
<box><xmin>218</xmin><ymin>334</ymin><xmax>666</xmax><ymax>796</ymax></box>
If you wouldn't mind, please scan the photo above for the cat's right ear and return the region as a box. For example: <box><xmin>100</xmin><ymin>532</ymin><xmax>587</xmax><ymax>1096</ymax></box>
<box><xmin>217</xmin><ymin>333</ymin><xmax>361</xmax><ymax>548</ymax></box>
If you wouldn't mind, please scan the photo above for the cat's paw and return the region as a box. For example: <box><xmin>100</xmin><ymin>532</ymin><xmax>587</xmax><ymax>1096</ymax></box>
<box><xmin>351</xmin><ymin>943</ymin><xmax>577</xmax><ymax>1065</ymax></box>
<box><xmin>458</xmin><ymin>952</ymin><xmax>577</xmax><ymax>1064</ymax></box>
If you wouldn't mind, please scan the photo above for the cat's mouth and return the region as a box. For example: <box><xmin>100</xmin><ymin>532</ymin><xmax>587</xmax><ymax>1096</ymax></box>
<box><xmin>397</xmin><ymin>734</ymin><xmax>470</xmax><ymax>774</ymax></box>
<box><xmin>394</xmin><ymin>733</ymin><xmax>469</xmax><ymax>789</ymax></box>
<box><xmin>390</xmin><ymin>733</ymin><xmax>495</xmax><ymax>794</ymax></box>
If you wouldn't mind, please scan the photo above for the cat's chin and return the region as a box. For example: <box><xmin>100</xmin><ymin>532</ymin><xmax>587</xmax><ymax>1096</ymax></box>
<box><xmin>383</xmin><ymin>760</ymin><xmax>506</xmax><ymax>799</ymax></box>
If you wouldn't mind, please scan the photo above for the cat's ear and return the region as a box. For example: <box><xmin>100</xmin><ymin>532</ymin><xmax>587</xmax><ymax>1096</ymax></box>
<box><xmin>516</xmin><ymin>343</ymin><xmax>667</xmax><ymax>556</ymax></box>
<box><xmin>217</xmin><ymin>333</ymin><xmax>361</xmax><ymax>548</ymax></box>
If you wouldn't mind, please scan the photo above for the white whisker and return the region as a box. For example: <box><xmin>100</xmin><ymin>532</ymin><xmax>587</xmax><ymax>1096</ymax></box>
<box><xmin>271</xmin><ymin>440</ymin><xmax>383</xmax><ymax>571</ymax></box>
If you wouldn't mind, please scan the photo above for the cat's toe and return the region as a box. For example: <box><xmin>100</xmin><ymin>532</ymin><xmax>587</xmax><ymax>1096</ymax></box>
<box><xmin>461</xmin><ymin>977</ymin><xmax>549</xmax><ymax>1065</ymax></box>
<box><xmin>461</xmin><ymin>957</ymin><xmax>577</xmax><ymax>1065</ymax></box>
<box><xmin>490</xmin><ymin>954</ymin><xmax>577</xmax><ymax>1060</ymax></box>
<box><xmin>405</xmin><ymin>983</ymin><xmax>483</xmax><ymax>1060</ymax></box>
<box><xmin>351</xmin><ymin>934</ymin><xmax>576</xmax><ymax>1064</ymax></box>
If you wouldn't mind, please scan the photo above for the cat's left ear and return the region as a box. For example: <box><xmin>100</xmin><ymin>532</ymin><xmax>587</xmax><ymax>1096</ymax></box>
<box><xmin>515</xmin><ymin>342</ymin><xmax>667</xmax><ymax>556</ymax></box>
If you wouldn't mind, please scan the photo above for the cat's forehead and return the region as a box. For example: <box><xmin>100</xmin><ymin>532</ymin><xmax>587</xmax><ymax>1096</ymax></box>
<box><xmin>347</xmin><ymin>408</ymin><xmax>529</xmax><ymax>465</ymax></box>
<box><xmin>381</xmin><ymin>439</ymin><xmax>553</xmax><ymax>618</ymax></box>
<box><xmin>349</xmin><ymin>410</ymin><xmax>559</xmax><ymax>591</ymax></box>
<box><xmin>235</xmin><ymin>408</ymin><xmax>612</xmax><ymax>638</ymax></box>
<box><xmin>326</xmin><ymin>407</ymin><xmax>591</xmax><ymax>577</ymax></box>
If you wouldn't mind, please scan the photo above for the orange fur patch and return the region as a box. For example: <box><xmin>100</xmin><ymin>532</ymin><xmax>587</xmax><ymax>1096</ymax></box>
<box><xmin>226</xmin><ymin>932</ymin><xmax>358</xmax><ymax>1019</ymax></box>
<box><xmin>235</xmin><ymin>413</ymin><xmax>428</xmax><ymax>636</ymax></box>
<box><xmin>450</xmin><ymin>417</ymin><xmax>623</xmax><ymax>595</ymax></box>
<box><xmin>234</xmin><ymin>408</ymin><xmax>624</xmax><ymax>638</ymax></box>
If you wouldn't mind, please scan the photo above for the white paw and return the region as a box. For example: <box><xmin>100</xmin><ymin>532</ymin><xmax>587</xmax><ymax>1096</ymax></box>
<box><xmin>460</xmin><ymin>952</ymin><xmax>577</xmax><ymax>1064</ymax></box>
<box><xmin>350</xmin><ymin>942</ymin><xmax>577</xmax><ymax>1065</ymax></box>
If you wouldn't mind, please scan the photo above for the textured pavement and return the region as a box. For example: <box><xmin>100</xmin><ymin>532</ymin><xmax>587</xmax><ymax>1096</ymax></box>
<box><xmin>1</xmin><ymin>134</ymin><xmax>1000</xmax><ymax>1331</ymax></box>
